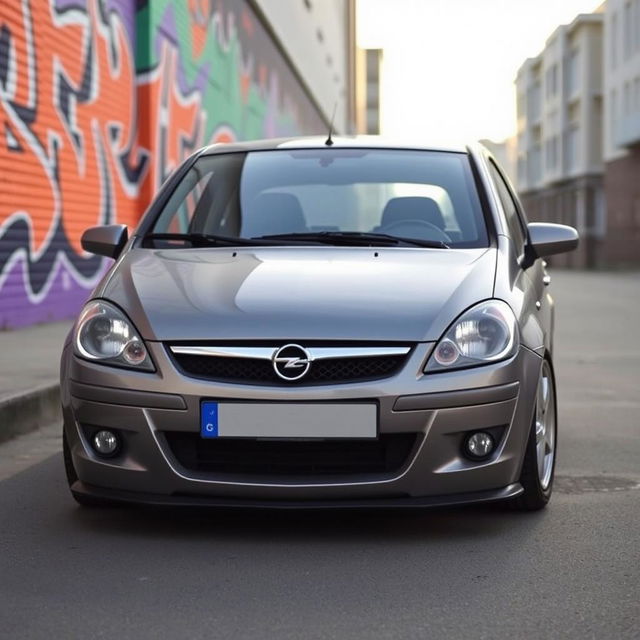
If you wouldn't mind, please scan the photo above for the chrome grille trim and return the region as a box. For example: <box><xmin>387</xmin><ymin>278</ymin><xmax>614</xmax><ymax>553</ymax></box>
<box><xmin>170</xmin><ymin>346</ymin><xmax>275</xmax><ymax>360</ymax></box>
<box><xmin>169</xmin><ymin>345</ymin><xmax>412</xmax><ymax>361</ymax></box>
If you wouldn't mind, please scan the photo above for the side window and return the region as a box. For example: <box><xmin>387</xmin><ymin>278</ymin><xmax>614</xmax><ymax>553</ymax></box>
<box><xmin>488</xmin><ymin>161</ymin><xmax>527</xmax><ymax>254</ymax></box>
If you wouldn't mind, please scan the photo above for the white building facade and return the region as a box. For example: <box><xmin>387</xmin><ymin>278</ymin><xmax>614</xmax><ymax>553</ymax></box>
<box><xmin>516</xmin><ymin>13</ymin><xmax>605</xmax><ymax>267</ymax></box>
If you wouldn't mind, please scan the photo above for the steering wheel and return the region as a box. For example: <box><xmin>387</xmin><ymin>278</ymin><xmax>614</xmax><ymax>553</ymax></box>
<box><xmin>381</xmin><ymin>219</ymin><xmax>452</xmax><ymax>244</ymax></box>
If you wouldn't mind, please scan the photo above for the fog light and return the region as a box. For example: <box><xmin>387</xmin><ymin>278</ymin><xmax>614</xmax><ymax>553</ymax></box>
<box><xmin>464</xmin><ymin>431</ymin><xmax>495</xmax><ymax>460</ymax></box>
<box><xmin>92</xmin><ymin>430</ymin><xmax>120</xmax><ymax>457</ymax></box>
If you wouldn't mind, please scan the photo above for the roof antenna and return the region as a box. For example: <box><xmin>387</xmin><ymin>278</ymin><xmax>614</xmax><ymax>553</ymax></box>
<box><xmin>325</xmin><ymin>102</ymin><xmax>337</xmax><ymax>146</ymax></box>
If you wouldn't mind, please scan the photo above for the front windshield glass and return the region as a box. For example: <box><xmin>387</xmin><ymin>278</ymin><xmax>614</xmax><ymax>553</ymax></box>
<box><xmin>150</xmin><ymin>149</ymin><xmax>488</xmax><ymax>247</ymax></box>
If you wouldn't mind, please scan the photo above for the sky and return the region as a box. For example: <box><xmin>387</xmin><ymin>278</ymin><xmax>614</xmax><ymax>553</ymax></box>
<box><xmin>357</xmin><ymin>0</ymin><xmax>604</xmax><ymax>145</ymax></box>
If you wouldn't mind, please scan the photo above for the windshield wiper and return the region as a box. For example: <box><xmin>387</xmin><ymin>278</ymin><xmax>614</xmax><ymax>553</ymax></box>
<box><xmin>253</xmin><ymin>231</ymin><xmax>449</xmax><ymax>249</ymax></box>
<box><xmin>144</xmin><ymin>231</ymin><xmax>449</xmax><ymax>249</ymax></box>
<box><xmin>142</xmin><ymin>232</ymin><xmax>310</xmax><ymax>248</ymax></box>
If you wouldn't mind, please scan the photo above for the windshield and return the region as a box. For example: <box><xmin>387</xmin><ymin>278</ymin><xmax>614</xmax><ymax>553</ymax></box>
<box><xmin>149</xmin><ymin>149</ymin><xmax>488</xmax><ymax>248</ymax></box>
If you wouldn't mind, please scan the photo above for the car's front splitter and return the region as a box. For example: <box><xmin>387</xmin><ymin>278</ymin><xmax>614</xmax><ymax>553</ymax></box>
<box><xmin>70</xmin><ymin>480</ymin><xmax>523</xmax><ymax>510</ymax></box>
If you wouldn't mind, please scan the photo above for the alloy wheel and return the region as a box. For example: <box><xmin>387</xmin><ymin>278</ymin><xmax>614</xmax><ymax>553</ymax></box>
<box><xmin>535</xmin><ymin>360</ymin><xmax>556</xmax><ymax>490</ymax></box>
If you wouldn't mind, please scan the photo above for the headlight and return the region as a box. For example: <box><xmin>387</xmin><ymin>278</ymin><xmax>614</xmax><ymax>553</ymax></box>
<box><xmin>74</xmin><ymin>300</ymin><xmax>154</xmax><ymax>371</ymax></box>
<box><xmin>425</xmin><ymin>300</ymin><xmax>518</xmax><ymax>372</ymax></box>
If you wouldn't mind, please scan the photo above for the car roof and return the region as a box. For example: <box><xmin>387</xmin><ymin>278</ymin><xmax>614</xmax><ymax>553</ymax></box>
<box><xmin>199</xmin><ymin>136</ymin><xmax>471</xmax><ymax>155</ymax></box>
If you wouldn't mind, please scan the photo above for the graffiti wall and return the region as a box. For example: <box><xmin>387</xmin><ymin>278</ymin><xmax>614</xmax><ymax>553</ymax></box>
<box><xmin>0</xmin><ymin>0</ymin><xmax>326</xmax><ymax>329</ymax></box>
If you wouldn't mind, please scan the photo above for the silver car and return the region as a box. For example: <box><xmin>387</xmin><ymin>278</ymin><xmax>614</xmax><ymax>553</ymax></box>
<box><xmin>61</xmin><ymin>137</ymin><xmax>578</xmax><ymax>510</ymax></box>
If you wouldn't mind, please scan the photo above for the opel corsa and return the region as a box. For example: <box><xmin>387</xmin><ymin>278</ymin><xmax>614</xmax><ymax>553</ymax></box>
<box><xmin>61</xmin><ymin>137</ymin><xmax>578</xmax><ymax>510</ymax></box>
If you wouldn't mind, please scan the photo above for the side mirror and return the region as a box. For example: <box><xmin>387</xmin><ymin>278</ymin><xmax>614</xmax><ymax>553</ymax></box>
<box><xmin>81</xmin><ymin>224</ymin><xmax>128</xmax><ymax>259</ymax></box>
<box><xmin>527</xmin><ymin>222</ymin><xmax>578</xmax><ymax>258</ymax></box>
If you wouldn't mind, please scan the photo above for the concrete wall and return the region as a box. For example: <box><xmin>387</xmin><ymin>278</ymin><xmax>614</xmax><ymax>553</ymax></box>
<box><xmin>0</xmin><ymin>0</ymin><xmax>337</xmax><ymax>329</ymax></box>
<box><xmin>254</xmin><ymin>0</ymin><xmax>352</xmax><ymax>133</ymax></box>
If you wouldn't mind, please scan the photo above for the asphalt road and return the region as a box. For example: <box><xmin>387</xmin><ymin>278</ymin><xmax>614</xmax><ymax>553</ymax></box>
<box><xmin>1</xmin><ymin>270</ymin><xmax>639</xmax><ymax>639</ymax></box>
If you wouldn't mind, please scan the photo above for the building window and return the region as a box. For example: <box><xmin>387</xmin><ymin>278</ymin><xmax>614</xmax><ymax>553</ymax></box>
<box><xmin>611</xmin><ymin>89</ymin><xmax>618</xmax><ymax>145</ymax></box>
<box><xmin>566</xmin><ymin>126</ymin><xmax>579</xmax><ymax>172</ymax></box>
<box><xmin>545</xmin><ymin>69</ymin><xmax>551</xmax><ymax>98</ymax></box>
<box><xmin>624</xmin><ymin>82</ymin><xmax>631</xmax><ymax>115</ymax></box>
<box><xmin>567</xmin><ymin>49</ymin><xmax>579</xmax><ymax>96</ymax></box>
<box><xmin>636</xmin><ymin>0</ymin><xmax>640</xmax><ymax>52</ymax></box>
<box><xmin>546</xmin><ymin>64</ymin><xmax>558</xmax><ymax>98</ymax></box>
<box><xmin>517</xmin><ymin>91</ymin><xmax>525</xmax><ymax>118</ymax></box>
<box><xmin>529</xmin><ymin>144</ymin><xmax>542</xmax><ymax>184</ymax></box>
<box><xmin>625</xmin><ymin>1</ymin><xmax>633</xmax><ymax>59</ymax></box>
<box><xmin>528</xmin><ymin>80</ymin><xmax>542</xmax><ymax>121</ymax></box>
<box><xmin>545</xmin><ymin>139</ymin><xmax>551</xmax><ymax>170</ymax></box>
<box><xmin>611</xmin><ymin>12</ymin><xmax>618</xmax><ymax>69</ymax></box>
<box><xmin>633</xmin><ymin>2</ymin><xmax>637</xmax><ymax>53</ymax></box>
<box><xmin>545</xmin><ymin>136</ymin><xmax>559</xmax><ymax>172</ymax></box>
<box><xmin>567</xmin><ymin>101</ymin><xmax>580</xmax><ymax>128</ymax></box>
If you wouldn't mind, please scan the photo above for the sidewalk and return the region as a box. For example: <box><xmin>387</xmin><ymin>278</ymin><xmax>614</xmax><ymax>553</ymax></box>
<box><xmin>0</xmin><ymin>321</ymin><xmax>72</xmax><ymax>443</ymax></box>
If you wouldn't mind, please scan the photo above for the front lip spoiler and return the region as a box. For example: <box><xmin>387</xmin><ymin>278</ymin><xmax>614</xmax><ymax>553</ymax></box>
<box><xmin>70</xmin><ymin>482</ymin><xmax>523</xmax><ymax>510</ymax></box>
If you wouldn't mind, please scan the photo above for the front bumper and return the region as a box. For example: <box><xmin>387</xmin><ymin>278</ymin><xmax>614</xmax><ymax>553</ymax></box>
<box><xmin>61</xmin><ymin>341</ymin><xmax>543</xmax><ymax>506</ymax></box>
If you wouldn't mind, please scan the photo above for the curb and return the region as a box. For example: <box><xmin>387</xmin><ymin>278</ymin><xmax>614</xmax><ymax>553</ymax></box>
<box><xmin>0</xmin><ymin>384</ymin><xmax>61</xmax><ymax>445</ymax></box>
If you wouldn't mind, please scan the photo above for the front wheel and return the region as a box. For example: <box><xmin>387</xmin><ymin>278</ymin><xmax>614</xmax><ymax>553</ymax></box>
<box><xmin>512</xmin><ymin>359</ymin><xmax>557</xmax><ymax>511</ymax></box>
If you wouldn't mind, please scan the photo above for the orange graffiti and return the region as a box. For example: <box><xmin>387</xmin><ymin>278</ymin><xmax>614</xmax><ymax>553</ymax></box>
<box><xmin>0</xmin><ymin>0</ymin><xmax>141</xmax><ymax>258</ymax></box>
<box><xmin>135</xmin><ymin>42</ymin><xmax>202</xmax><ymax>209</ymax></box>
<box><xmin>189</xmin><ymin>0</ymin><xmax>209</xmax><ymax>59</ymax></box>
<box><xmin>1</xmin><ymin>0</ymin><xmax>324</xmax><ymax>328</ymax></box>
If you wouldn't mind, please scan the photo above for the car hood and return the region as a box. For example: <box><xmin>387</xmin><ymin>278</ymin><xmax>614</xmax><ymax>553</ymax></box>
<box><xmin>99</xmin><ymin>247</ymin><xmax>496</xmax><ymax>342</ymax></box>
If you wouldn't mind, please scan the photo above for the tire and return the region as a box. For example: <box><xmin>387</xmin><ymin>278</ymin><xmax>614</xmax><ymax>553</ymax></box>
<box><xmin>511</xmin><ymin>359</ymin><xmax>557</xmax><ymax>511</ymax></box>
<box><xmin>63</xmin><ymin>429</ymin><xmax>112</xmax><ymax>508</ymax></box>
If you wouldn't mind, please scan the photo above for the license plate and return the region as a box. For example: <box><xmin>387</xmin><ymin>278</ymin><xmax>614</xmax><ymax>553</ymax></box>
<box><xmin>200</xmin><ymin>402</ymin><xmax>377</xmax><ymax>439</ymax></box>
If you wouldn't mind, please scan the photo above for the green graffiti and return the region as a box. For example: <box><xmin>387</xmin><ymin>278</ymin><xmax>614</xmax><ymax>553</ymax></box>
<box><xmin>135</xmin><ymin>1</ymin><xmax>302</xmax><ymax>141</ymax></box>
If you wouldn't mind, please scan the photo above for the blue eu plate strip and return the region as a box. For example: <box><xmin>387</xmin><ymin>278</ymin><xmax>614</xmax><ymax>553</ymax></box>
<box><xmin>201</xmin><ymin>402</ymin><xmax>219</xmax><ymax>438</ymax></box>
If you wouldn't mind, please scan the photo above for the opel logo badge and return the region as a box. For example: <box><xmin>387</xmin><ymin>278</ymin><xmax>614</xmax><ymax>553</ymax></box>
<box><xmin>272</xmin><ymin>344</ymin><xmax>311</xmax><ymax>381</ymax></box>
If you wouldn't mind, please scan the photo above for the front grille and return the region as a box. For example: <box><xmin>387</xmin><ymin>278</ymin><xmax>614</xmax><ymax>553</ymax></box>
<box><xmin>163</xmin><ymin>431</ymin><xmax>418</xmax><ymax>476</ymax></box>
<box><xmin>170</xmin><ymin>353</ymin><xmax>408</xmax><ymax>385</ymax></box>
